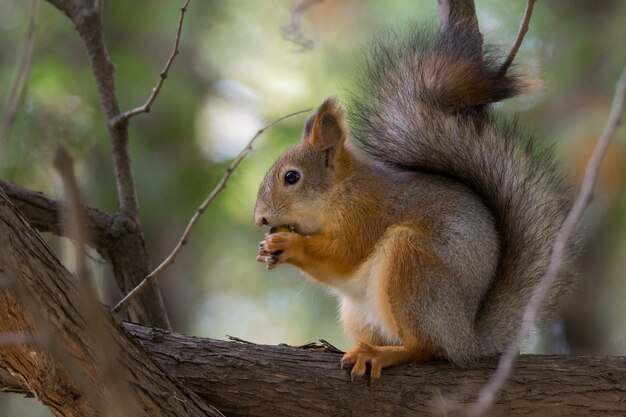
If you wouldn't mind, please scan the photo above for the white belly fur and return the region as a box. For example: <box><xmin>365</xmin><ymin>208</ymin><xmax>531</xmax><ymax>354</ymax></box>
<box><xmin>326</xmin><ymin>249</ymin><xmax>401</xmax><ymax>345</ymax></box>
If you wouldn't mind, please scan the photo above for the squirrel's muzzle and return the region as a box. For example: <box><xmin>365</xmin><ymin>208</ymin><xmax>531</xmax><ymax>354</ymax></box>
<box><xmin>255</xmin><ymin>214</ymin><xmax>268</xmax><ymax>227</ymax></box>
<box><xmin>253</xmin><ymin>200</ymin><xmax>268</xmax><ymax>227</ymax></box>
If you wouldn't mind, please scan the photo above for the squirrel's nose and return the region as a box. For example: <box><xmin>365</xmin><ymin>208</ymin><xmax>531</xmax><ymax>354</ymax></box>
<box><xmin>254</xmin><ymin>213</ymin><xmax>268</xmax><ymax>227</ymax></box>
<box><xmin>253</xmin><ymin>200</ymin><xmax>269</xmax><ymax>227</ymax></box>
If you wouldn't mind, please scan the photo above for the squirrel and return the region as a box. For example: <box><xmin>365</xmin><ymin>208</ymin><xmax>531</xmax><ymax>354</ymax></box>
<box><xmin>253</xmin><ymin>24</ymin><xmax>578</xmax><ymax>380</ymax></box>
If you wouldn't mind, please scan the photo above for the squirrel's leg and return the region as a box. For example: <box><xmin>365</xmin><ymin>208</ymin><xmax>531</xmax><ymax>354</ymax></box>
<box><xmin>341</xmin><ymin>338</ymin><xmax>437</xmax><ymax>380</ymax></box>
<box><xmin>341</xmin><ymin>225</ymin><xmax>443</xmax><ymax>380</ymax></box>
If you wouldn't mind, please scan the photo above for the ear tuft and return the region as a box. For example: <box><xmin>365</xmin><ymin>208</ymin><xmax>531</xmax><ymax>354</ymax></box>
<box><xmin>303</xmin><ymin>97</ymin><xmax>347</xmax><ymax>150</ymax></box>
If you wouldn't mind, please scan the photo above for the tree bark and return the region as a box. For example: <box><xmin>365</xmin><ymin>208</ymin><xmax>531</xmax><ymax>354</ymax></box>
<box><xmin>3</xmin><ymin>318</ymin><xmax>625</xmax><ymax>417</ymax></box>
<box><xmin>0</xmin><ymin>178</ymin><xmax>170</xmax><ymax>330</ymax></box>
<box><xmin>127</xmin><ymin>324</ymin><xmax>626</xmax><ymax>417</ymax></box>
<box><xmin>0</xmin><ymin>189</ymin><xmax>221</xmax><ymax>417</ymax></box>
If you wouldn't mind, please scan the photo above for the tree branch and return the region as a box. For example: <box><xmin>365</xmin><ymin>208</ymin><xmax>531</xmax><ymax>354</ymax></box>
<box><xmin>44</xmin><ymin>0</ymin><xmax>172</xmax><ymax>329</ymax></box>
<box><xmin>53</xmin><ymin>147</ymin><xmax>137</xmax><ymax>417</ymax></box>
<box><xmin>467</xmin><ymin>66</ymin><xmax>626</xmax><ymax>417</ymax></box>
<box><xmin>123</xmin><ymin>324</ymin><xmax>626</xmax><ymax>417</ymax></box>
<box><xmin>4</xmin><ymin>314</ymin><xmax>625</xmax><ymax>417</ymax></box>
<box><xmin>0</xmin><ymin>178</ymin><xmax>114</xmax><ymax>247</ymax></box>
<box><xmin>498</xmin><ymin>0</ymin><xmax>537</xmax><ymax>77</ymax></box>
<box><xmin>113</xmin><ymin>0</ymin><xmax>191</xmax><ymax>125</ymax></box>
<box><xmin>0</xmin><ymin>178</ymin><xmax>165</xmax><ymax>328</ymax></box>
<box><xmin>73</xmin><ymin>6</ymin><xmax>138</xmax><ymax>218</ymax></box>
<box><xmin>112</xmin><ymin>108</ymin><xmax>312</xmax><ymax>315</ymax></box>
<box><xmin>4</xmin><ymin>269</ymin><xmax>113</xmax><ymax>416</ymax></box>
<box><xmin>0</xmin><ymin>188</ymin><xmax>223</xmax><ymax>416</ymax></box>
<box><xmin>46</xmin><ymin>0</ymin><xmax>136</xmax><ymax>215</ymax></box>
<box><xmin>4</xmin><ymin>318</ymin><xmax>626</xmax><ymax>416</ymax></box>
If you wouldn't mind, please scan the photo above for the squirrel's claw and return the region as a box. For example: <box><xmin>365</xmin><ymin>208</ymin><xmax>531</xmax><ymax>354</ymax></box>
<box><xmin>341</xmin><ymin>341</ymin><xmax>383</xmax><ymax>382</ymax></box>
<box><xmin>257</xmin><ymin>241</ymin><xmax>281</xmax><ymax>269</ymax></box>
<box><xmin>256</xmin><ymin>251</ymin><xmax>279</xmax><ymax>270</ymax></box>
<box><xmin>257</xmin><ymin>231</ymin><xmax>302</xmax><ymax>270</ymax></box>
<box><xmin>265</xmin><ymin>255</ymin><xmax>278</xmax><ymax>268</ymax></box>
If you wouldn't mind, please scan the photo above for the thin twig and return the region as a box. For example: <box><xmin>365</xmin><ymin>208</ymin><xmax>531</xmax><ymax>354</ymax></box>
<box><xmin>466</xmin><ymin>67</ymin><xmax>626</xmax><ymax>417</ymax></box>
<box><xmin>227</xmin><ymin>335</ymin><xmax>255</xmax><ymax>345</ymax></box>
<box><xmin>54</xmin><ymin>148</ymin><xmax>137</xmax><ymax>417</ymax></box>
<box><xmin>282</xmin><ymin>0</ymin><xmax>324</xmax><ymax>51</ymax></box>
<box><xmin>0</xmin><ymin>0</ymin><xmax>41</xmax><ymax>162</ymax></box>
<box><xmin>53</xmin><ymin>149</ymin><xmax>90</xmax><ymax>280</ymax></box>
<box><xmin>112</xmin><ymin>108</ymin><xmax>312</xmax><ymax>314</ymax></box>
<box><xmin>113</xmin><ymin>0</ymin><xmax>191</xmax><ymax>126</ymax></box>
<box><xmin>498</xmin><ymin>0</ymin><xmax>537</xmax><ymax>77</ymax></box>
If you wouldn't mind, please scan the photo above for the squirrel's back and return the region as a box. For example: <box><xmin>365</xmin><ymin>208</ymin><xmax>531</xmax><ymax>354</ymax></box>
<box><xmin>349</xmin><ymin>26</ymin><xmax>578</xmax><ymax>364</ymax></box>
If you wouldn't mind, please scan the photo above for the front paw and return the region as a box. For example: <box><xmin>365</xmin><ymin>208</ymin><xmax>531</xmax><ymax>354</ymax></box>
<box><xmin>256</xmin><ymin>242</ymin><xmax>280</xmax><ymax>270</ymax></box>
<box><xmin>257</xmin><ymin>232</ymin><xmax>303</xmax><ymax>270</ymax></box>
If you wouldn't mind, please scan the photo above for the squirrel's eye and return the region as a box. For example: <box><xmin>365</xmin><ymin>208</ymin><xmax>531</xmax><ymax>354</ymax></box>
<box><xmin>284</xmin><ymin>170</ymin><xmax>301</xmax><ymax>185</ymax></box>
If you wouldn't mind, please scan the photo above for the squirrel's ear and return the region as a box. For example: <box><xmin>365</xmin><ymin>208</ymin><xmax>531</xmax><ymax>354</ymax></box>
<box><xmin>303</xmin><ymin>97</ymin><xmax>347</xmax><ymax>151</ymax></box>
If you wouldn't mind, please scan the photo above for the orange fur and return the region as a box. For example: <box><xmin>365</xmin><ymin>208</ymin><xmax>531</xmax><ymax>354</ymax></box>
<box><xmin>338</xmin><ymin>225</ymin><xmax>442</xmax><ymax>380</ymax></box>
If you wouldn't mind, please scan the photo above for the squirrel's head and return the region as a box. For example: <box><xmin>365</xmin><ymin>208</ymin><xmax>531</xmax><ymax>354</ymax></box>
<box><xmin>254</xmin><ymin>97</ymin><xmax>351</xmax><ymax>235</ymax></box>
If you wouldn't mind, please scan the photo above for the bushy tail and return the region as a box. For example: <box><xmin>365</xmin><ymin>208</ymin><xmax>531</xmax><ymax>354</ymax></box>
<box><xmin>349</xmin><ymin>26</ymin><xmax>577</xmax><ymax>359</ymax></box>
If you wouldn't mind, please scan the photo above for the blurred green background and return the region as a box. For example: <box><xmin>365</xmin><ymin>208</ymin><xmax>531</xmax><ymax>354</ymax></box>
<box><xmin>1</xmin><ymin>0</ymin><xmax>625</xmax><ymax>415</ymax></box>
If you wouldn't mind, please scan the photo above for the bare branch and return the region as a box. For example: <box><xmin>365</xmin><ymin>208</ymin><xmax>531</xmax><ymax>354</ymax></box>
<box><xmin>282</xmin><ymin>0</ymin><xmax>324</xmax><ymax>51</ymax></box>
<box><xmin>0</xmin><ymin>0</ymin><xmax>41</xmax><ymax>163</ymax></box>
<box><xmin>0</xmin><ymin>178</ymin><xmax>117</xmax><ymax>248</ymax></box>
<box><xmin>46</xmin><ymin>0</ymin><xmax>141</xmax><ymax>221</ymax></box>
<box><xmin>466</xmin><ymin>66</ymin><xmax>626</xmax><ymax>417</ymax></box>
<box><xmin>0</xmin><ymin>177</ymin><xmax>172</xmax><ymax>327</ymax></box>
<box><xmin>112</xmin><ymin>108</ymin><xmax>312</xmax><ymax>315</ymax></box>
<box><xmin>53</xmin><ymin>148</ymin><xmax>90</xmax><ymax>276</ymax></box>
<box><xmin>498</xmin><ymin>0</ymin><xmax>537</xmax><ymax>77</ymax></box>
<box><xmin>437</xmin><ymin>0</ymin><xmax>482</xmax><ymax>53</ymax></box>
<box><xmin>53</xmin><ymin>147</ymin><xmax>136</xmax><ymax>417</ymax></box>
<box><xmin>74</xmin><ymin>7</ymin><xmax>138</xmax><ymax>219</ymax></box>
<box><xmin>42</xmin><ymin>0</ymin><xmax>173</xmax><ymax>328</ymax></box>
<box><xmin>113</xmin><ymin>0</ymin><xmax>191</xmax><ymax>125</ymax></box>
